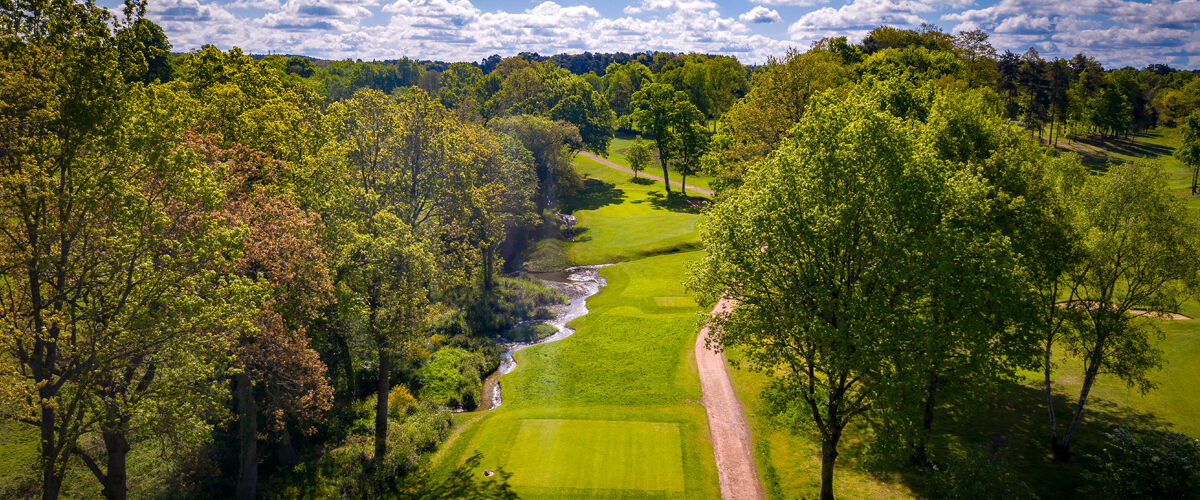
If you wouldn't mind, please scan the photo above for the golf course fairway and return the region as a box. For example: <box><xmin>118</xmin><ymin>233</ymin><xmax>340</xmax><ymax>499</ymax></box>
<box><xmin>431</xmin><ymin>157</ymin><xmax>720</xmax><ymax>499</ymax></box>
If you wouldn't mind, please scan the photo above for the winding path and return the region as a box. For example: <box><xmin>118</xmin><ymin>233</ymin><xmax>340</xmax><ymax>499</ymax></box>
<box><xmin>578</xmin><ymin>151</ymin><xmax>715</xmax><ymax>197</ymax></box>
<box><xmin>695</xmin><ymin>299</ymin><xmax>764</xmax><ymax>500</ymax></box>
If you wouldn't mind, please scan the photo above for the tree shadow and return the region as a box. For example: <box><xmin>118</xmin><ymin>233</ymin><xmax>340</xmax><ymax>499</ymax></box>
<box><xmin>873</xmin><ymin>382</ymin><xmax>1176</xmax><ymax>500</ymax></box>
<box><xmin>630</xmin><ymin>176</ymin><xmax>655</xmax><ymax>185</ymax></box>
<box><xmin>634</xmin><ymin>190</ymin><xmax>708</xmax><ymax>214</ymax></box>
<box><xmin>563</xmin><ymin>177</ymin><xmax>625</xmax><ymax>212</ymax></box>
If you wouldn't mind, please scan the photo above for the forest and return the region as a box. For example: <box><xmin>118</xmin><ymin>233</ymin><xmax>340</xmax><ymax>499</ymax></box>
<box><xmin>2</xmin><ymin>0</ymin><xmax>1200</xmax><ymax>499</ymax></box>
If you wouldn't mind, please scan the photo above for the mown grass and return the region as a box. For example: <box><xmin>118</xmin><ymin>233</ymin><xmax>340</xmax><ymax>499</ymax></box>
<box><xmin>432</xmin><ymin>246</ymin><xmax>719</xmax><ymax>497</ymax></box>
<box><xmin>565</xmin><ymin>156</ymin><xmax>704</xmax><ymax>266</ymax></box>
<box><xmin>605</xmin><ymin>135</ymin><xmax>715</xmax><ymax>193</ymax></box>
<box><xmin>728</xmin><ymin>126</ymin><xmax>1200</xmax><ymax>499</ymax></box>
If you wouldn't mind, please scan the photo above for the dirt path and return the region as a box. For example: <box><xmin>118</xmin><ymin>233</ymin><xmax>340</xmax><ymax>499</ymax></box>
<box><xmin>695</xmin><ymin>299</ymin><xmax>764</xmax><ymax>500</ymax></box>
<box><xmin>578</xmin><ymin>151</ymin><xmax>715</xmax><ymax>197</ymax></box>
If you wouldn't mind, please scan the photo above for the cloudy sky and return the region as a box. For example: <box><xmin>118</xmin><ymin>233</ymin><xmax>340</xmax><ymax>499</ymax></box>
<box><xmin>101</xmin><ymin>0</ymin><xmax>1200</xmax><ymax>68</ymax></box>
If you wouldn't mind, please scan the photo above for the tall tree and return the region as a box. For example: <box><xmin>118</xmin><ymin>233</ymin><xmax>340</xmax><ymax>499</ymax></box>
<box><xmin>1047</xmin><ymin>161</ymin><xmax>1200</xmax><ymax>460</ymax></box>
<box><xmin>630</xmin><ymin>82</ymin><xmax>704</xmax><ymax>196</ymax></box>
<box><xmin>1175</xmin><ymin>111</ymin><xmax>1200</xmax><ymax>195</ymax></box>
<box><xmin>689</xmin><ymin>85</ymin><xmax>1004</xmax><ymax>500</ymax></box>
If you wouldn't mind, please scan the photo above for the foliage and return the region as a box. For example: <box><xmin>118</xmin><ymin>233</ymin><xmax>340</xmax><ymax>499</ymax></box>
<box><xmin>1176</xmin><ymin>111</ymin><xmax>1200</xmax><ymax>194</ymax></box>
<box><xmin>689</xmin><ymin>82</ymin><xmax>1034</xmax><ymax>500</ymax></box>
<box><xmin>626</xmin><ymin>135</ymin><xmax>653</xmax><ymax>178</ymax></box>
<box><xmin>630</xmin><ymin>82</ymin><xmax>706</xmax><ymax>195</ymax></box>
<box><xmin>416</xmin><ymin>347</ymin><xmax>490</xmax><ymax>410</ymax></box>
<box><xmin>1084</xmin><ymin>425</ymin><xmax>1200</xmax><ymax>499</ymax></box>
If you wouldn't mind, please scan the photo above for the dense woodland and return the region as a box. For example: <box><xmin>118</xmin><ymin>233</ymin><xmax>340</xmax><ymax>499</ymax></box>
<box><xmin>2</xmin><ymin>0</ymin><xmax>1200</xmax><ymax>499</ymax></box>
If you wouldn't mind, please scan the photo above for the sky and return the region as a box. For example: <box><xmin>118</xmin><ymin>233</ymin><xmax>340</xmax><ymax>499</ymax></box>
<box><xmin>101</xmin><ymin>0</ymin><xmax>1200</xmax><ymax>69</ymax></box>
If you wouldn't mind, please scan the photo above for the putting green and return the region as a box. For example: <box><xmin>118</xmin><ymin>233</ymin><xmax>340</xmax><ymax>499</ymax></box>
<box><xmin>506</xmin><ymin>419</ymin><xmax>684</xmax><ymax>492</ymax></box>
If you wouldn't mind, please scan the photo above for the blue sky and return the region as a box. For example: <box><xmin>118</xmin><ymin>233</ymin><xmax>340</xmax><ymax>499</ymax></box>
<box><xmin>104</xmin><ymin>0</ymin><xmax>1200</xmax><ymax>68</ymax></box>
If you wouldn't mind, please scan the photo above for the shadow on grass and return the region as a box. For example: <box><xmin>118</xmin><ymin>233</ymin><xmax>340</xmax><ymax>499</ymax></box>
<box><xmin>1058</xmin><ymin>135</ymin><xmax>1177</xmax><ymax>173</ymax></box>
<box><xmin>564</xmin><ymin>178</ymin><xmax>625</xmax><ymax>212</ymax></box>
<box><xmin>872</xmin><ymin>382</ymin><xmax>1175</xmax><ymax>499</ymax></box>
<box><xmin>634</xmin><ymin>190</ymin><xmax>708</xmax><ymax>214</ymax></box>
<box><xmin>630</xmin><ymin>176</ymin><xmax>655</xmax><ymax>185</ymax></box>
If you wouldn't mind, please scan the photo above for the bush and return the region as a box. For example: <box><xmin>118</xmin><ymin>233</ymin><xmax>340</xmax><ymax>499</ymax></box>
<box><xmin>1085</xmin><ymin>424</ymin><xmax>1200</xmax><ymax>499</ymax></box>
<box><xmin>506</xmin><ymin>323</ymin><xmax>558</xmax><ymax>342</ymax></box>
<box><xmin>921</xmin><ymin>446</ymin><xmax>1035</xmax><ymax>500</ymax></box>
<box><xmin>466</xmin><ymin>276</ymin><xmax>564</xmax><ymax>335</ymax></box>
<box><xmin>388</xmin><ymin>385</ymin><xmax>416</xmax><ymax>418</ymax></box>
<box><xmin>416</xmin><ymin>347</ymin><xmax>489</xmax><ymax>410</ymax></box>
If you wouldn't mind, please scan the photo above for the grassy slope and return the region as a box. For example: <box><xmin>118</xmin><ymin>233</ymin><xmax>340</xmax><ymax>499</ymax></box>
<box><xmin>726</xmin><ymin>126</ymin><xmax>1200</xmax><ymax>499</ymax></box>
<box><xmin>431</xmin><ymin>157</ymin><xmax>720</xmax><ymax>499</ymax></box>
<box><xmin>566</xmin><ymin>156</ymin><xmax>703</xmax><ymax>265</ymax></box>
<box><xmin>605</xmin><ymin>136</ymin><xmax>714</xmax><ymax>193</ymax></box>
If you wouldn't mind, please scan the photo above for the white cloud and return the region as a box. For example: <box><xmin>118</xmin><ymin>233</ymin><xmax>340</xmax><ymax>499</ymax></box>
<box><xmin>752</xmin><ymin>0</ymin><xmax>828</xmax><ymax>6</ymax></box>
<box><xmin>137</xmin><ymin>0</ymin><xmax>1200</xmax><ymax>68</ymax></box>
<box><xmin>739</xmin><ymin>6</ymin><xmax>782</xmax><ymax>23</ymax></box>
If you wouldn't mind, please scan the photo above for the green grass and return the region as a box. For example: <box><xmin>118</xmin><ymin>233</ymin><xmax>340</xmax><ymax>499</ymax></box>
<box><xmin>566</xmin><ymin>156</ymin><xmax>704</xmax><ymax>266</ymax></box>
<box><xmin>506</xmin><ymin>419</ymin><xmax>685</xmax><ymax>493</ymax></box>
<box><xmin>604</xmin><ymin>136</ymin><xmax>714</xmax><ymax>193</ymax></box>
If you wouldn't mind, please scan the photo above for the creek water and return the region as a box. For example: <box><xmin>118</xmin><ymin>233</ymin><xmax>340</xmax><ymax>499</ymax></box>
<box><xmin>475</xmin><ymin>264</ymin><xmax>609</xmax><ymax>411</ymax></box>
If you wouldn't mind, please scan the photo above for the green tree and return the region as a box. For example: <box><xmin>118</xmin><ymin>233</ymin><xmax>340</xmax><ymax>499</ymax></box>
<box><xmin>0</xmin><ymin>4</ymin><xmax>258</xmax><ymax>499</ymax></box>
<box><xmin>489</xmin><ymin>114</ymin><xmax>582</xmax><ymax>210</ymax></box>
<box><xmin>689</xmin><ymin>86</ymin><xmax>1003</xmax><ymax>500</ymax></box>
<box><xmin>712</xmin><ymin>48</ymin><xmax>853</xmax><ymax>193</ymax></box>
<box><xmin>626</xmin><ymin>136</ymin><xmax>652</xmax><ymax>179</ymax></box>
<box><xmin>1047</xmin><ymin>161</ymin><xmax>1200</xmax><ymax>460</ymax></box>
<box><xmin>1175</xmin><ymin>111</ymin><xmax>1200</xmax><ymax>195</ymax></box>
<box><xmin>630</xmin><ymin>82</ymin><xmax>704</xmax><ymax>196</ymax></box>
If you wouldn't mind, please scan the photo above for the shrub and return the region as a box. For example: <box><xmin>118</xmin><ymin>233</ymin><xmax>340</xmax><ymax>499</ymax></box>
<box><xmin>922</xmin><ymin>446</ymin><xmax>1035</xmax><ymax>500</ymax></box>
<box><xmin>388</xmin><ymin>385</ymin><xmax>416</xmax><ymax>418</ymax></box>
<box><xmin>416</xmin><ymin>347</ymin><xmax>489</xmax><ymax>409</ymax></box>
<box><xmin>1086</xmin><ymin>424</ymin><xmax>1200</xmax><ymax>499</ymax></box>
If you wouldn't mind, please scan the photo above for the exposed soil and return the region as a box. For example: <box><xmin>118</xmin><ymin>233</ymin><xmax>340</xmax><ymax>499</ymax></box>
<box><xmin>695</xmin><ymin>299</ymin><xmax>765</xmax><ymax>500</ymax></box>
<box><xmin>578</xmin><ymin>151</ymin><xmax>715</xmax><ymax>197</ymax></box>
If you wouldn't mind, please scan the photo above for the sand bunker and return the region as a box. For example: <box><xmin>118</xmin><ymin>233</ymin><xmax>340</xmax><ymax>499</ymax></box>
<box><xmin>1056</xmin><ymin>300</ymin><xmax>1192</xmax><ymax>320</ymax></box>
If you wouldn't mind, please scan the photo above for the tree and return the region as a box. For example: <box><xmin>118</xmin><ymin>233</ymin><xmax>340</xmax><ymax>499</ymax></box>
<box><xmin>712</xmin><ymin>48</ymin><xmax>853</xmax><ymax>193</ymax></box>
<box><xmin>326</xmin><ymin>88</ymin><xmax>483</xmax><ymax>470</ymax></box>
<box><xmin>626</xmin><ymin>136</ymin><xmax>652</xmax><ymax>179</ymax></box>
<box><xmin>603</xmin><ymin>61</ymin><xmax>652</xmax><ymax>118</ymax></box>
<box><xmin>1046</xmin><ymin>161</ymin><xmax>1200</xmax><ymax>460</ymax></box>
<box><xmin>630</xmin><ymin>82</ymin><xmax>704</xmax><ymax>196</ymax></box>
<box><xmin>488</xmin><ymin>114</ymin><xmax>582</xmax><ymax>209</ymax></box>
<box><xmin>1175</xmin><ymin>111</ymin><xmax>1200</xmax><ymax>195</ymax></box>
<box><xmin>689</xmin><ymin>86</ymin><xmax>1002</xmax><ymax>500</ymax></box>
<box><xmin>0</xmin><ymin>4</ymin><xmax>258</xmax><ymax>499</ymax></box>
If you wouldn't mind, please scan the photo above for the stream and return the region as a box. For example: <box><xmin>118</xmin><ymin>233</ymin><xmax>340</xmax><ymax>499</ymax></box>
<box><xmin>475</xmin><ymin>264</ymin><xmax>609</xmax><ymax>411</ymax></box>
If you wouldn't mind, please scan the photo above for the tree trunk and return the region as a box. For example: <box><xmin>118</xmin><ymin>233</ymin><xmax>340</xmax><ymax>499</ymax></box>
<box><xmin>40</xmin><ymin>388</ymin><xmax>62</xmax><ymax>500</ymax></box>
<box><xmin>1059</xmin><ymin>354</ymin><xmax>1101</xmax><ymax>461</ymax></box>
<box><xmin>100</xmin><ymin>430</ymin><xmax>129</xmax><ymax>500</ymax></box>
<box><xmin>375</xmin><ymin>347</ymin><xmax>391</xmax><ymax>466</ymax></box>
<box><xmin>1190</xmin><ymin>165</ymin><xmax>1197</xmax><ymax>195</ymax></box>
<box><xmin>482</xmin><ymin>244</ymin><xmax>495</xmax><ymax>291</ymax></box>
<box><xmin>1043</xmin><ymin>333</ymin><xmax>1063</xmax><ymax>459</ymax></box>
<box><xmin>681</xmin><ymin>172</ymin><xmax>687</xmax><ymax>197</ymax></box>
<box><xmin>819</xmin><ymin>428</ymin><xmax>842</xmax><ymax>500</ymax></box>
<box><xmin>236</xmin><ymin>372</ymin><xmax>258</xmax><ymax>500</ymax></box>
<box><xmin>912</xmin><ymin>372</ymin><xmax>939</xmax><ymax>466</ymax></box>
<box><xmin>657</xmin><ymin>150</ymin><xmax>671</xmax><ymax>195</ymax></box>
